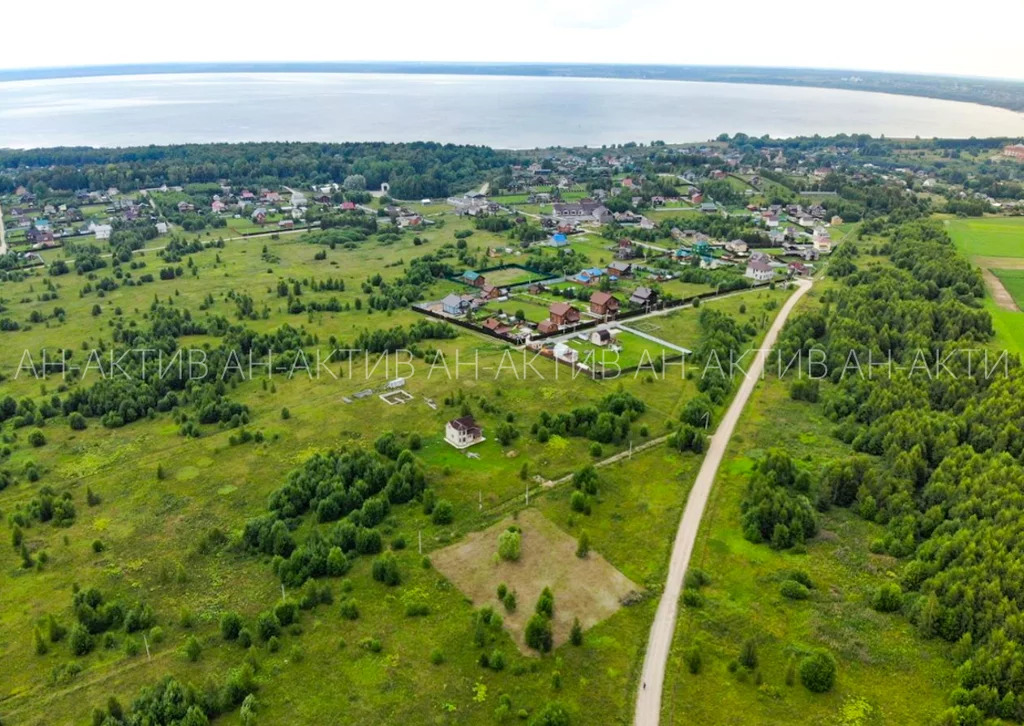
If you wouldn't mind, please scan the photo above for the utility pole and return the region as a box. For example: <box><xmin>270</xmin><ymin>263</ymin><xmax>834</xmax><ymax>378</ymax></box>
<box><xmin>418</xmin><ymin>530</ymin><xmax>423</xmax><ymax>555</ymax></box>
<box><xmin>479</xmin><ymin>491</ymin><xmax>482</xmax><ymax>510</ymax></box>
<box><xmin>280</xmin><ymin>583</ymin><xmax>286</xmax><ymax>601</ymax></box>
<box><xmin>525</xmin><ymin>484</ymin><xmax>530</xmax><ymax>506</ymax></box>
<box><xmin>143</xmin><ymin>634</ymin><xmax>151</xmax><ymax>660</ymax></box>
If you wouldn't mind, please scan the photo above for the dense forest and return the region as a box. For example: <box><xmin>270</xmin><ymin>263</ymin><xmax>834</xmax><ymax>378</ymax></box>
<box><xmin>744</xmin><ymin>217</ymin><xmax>1024</xmax><ymax>723</ymax></box>
<box><xmin>0</xmin><ymin>142</ymin><xmax>516</xmax><ymax>199</ymax></box>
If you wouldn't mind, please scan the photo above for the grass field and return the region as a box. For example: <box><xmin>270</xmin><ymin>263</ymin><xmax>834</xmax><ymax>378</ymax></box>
<box><xmin>947</xmin><ymin>216</ymin><xmax>1024</xmax><ymax>258</ymax></box>
<box><xmin>0</xmin><ymin>205</ymin><xmax>732</xmax><ymax>724</ymax></box>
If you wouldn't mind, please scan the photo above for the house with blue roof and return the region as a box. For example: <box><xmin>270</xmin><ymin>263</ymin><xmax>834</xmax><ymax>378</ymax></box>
<box><xmin>550</xmin><ymin>233</ymin><xmax>568</xmax><ymax>247</ymax></box>
<box><xmin>461</xmin><ymin>270</ymin><xmax>485</xmax><ymax>288</ymax></box>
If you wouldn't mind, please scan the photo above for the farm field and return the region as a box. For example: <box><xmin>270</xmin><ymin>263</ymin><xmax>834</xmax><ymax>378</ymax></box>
<box><xmin>947</xmin><ymin>216</ymin><xmax>1024</xmax><ymax>258</ymax></box>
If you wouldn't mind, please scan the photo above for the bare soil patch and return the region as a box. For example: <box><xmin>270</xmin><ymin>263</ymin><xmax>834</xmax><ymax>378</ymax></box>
<box><xmin>982</xmin><ymin>268</ymin><xmax>1021</xmax><ymax>312</ymax></box>
<box><xmin>432</xmin><ymin>508</ymin><xmax>641</xmax><ymax>653</ymax></box>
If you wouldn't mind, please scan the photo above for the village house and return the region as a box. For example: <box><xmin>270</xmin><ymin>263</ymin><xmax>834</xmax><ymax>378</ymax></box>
<box><xmin>745</xmin><ymin>258</ymin><xmax>774</xmax><ymax>282</ymax></box>
<box><xmin>479</xmin><ymin>284</ymin><xmax>503</xmax><ymax>300</ymax></box>
<box><xmin>548</xmin><ymin>302</ymin><xmax>581</xmax><ymax>327</ymax></box>
<box><xmin>461</xmin><ymin>270</ymin><xmax>485</xmax><ymax>288</ymax></box>
<box><xmin>445</xmin><ymin>416</ymin><xmax>485</xmax><ymax>449</ymax></box>
<box><xmin>441</xmin><ymin>293</ymin><xmax>470</xmax><ymax>316</ymax></box>
<box><xmin>607</xmin><ymin>260</ymin><xmax>633</xmax><ymax>277</ymax></box>
<box><xmin>278</xmin><ymin>219</ymin><xmax>294</xmax><ymax>229</ymax></box>
<box><xmin>536</xmin><ymin>320</ymin><xmax>559</xmax><ymax>335</ymax></box>
<box><xmin>91</xmin><ymin>223</ymin><xmax>113</xmax><ymax>241</ymax></box>
<box><xmin>482</xmin><ymin>317</ymin><xmax>511</xmax><ymax>335</ymax></box>
<box><xmin>251</xmin><ymin>208</ymin><xmax>267</xmax><ymax>224</ymax></box>
<box><xmin>211</xmin><ymin>200</ymin><xmax>226</xmax><ymax>213</ymax></box>
<box><xmin>589</xmin><ymin>291</ymin><xmax>620</xmax><ymax>317</ymax></box>
<box><xmin>630</xmin><ymin>286</ymin><xmax>658</xmax><ymax>307</ymax></box>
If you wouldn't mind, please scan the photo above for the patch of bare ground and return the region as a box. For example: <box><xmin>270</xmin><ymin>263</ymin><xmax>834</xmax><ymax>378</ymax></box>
<box><xmin>431</xmin><ymin>508</ymin><xmax>640</xmax><ymax>653</ymax></box>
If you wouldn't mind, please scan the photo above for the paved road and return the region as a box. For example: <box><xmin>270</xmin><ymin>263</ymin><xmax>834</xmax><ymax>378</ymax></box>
<box><xmin>633</xmin><ymin>277</ymin><xmax>813</xmax><ymax>726</ymax></box>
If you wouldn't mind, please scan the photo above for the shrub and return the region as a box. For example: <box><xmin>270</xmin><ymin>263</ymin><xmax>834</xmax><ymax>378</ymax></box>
<box><xmin>69</xmin><ymin>412</ymin><xmax>87</xmax><ymax>430</ymax></box>
<box><xmin>535</xmin><ymin>587</ymin><xmax>554</xmax><ymax>618</ymax></box>
<box><xmin>69</xmin><ymin>623</ymin><xmax>94</xmax><ymax>656</ymax></box>
<box><xmin>497</xmin><ymin>583</ymin><xmax>508</xmax><ymax>600</ymax></box>
<box><xmin>183</xmin><ymin>635</ymin><xmax>201</xmax><ymax>662</ymax></box>
<box><xmin>799</xmin><ymin>650</ymin><xmax>837</xmax><ymax>693</ymax></box>
<box><xmin>682</xmin><ymin>588</ymin><xmax>704</xmax><ymax>607</ymax></box>
<box><xmin>238</xmin><ymin>628</ymin><xmax>253</xmax><ymax>648</ymax></box>
<box><xmin>432</xmin><ymin>499</ymin><xmax>454</xmax><ymax>525</ymax></box>
<box><xmin>274</xmin><ymin>600</ymin><xmax>298</xmax><ymax>626</ymax></box>
<box><xmin>569</xmin><ymin>490</ymin><xmax>590</xmax><ymax>515</ymax></box>
<box><xmin>871</xmin><ymin>583</ymin><xmax>903</xmax><ymax>613</ymax></box>
<box><xmin>780</xmin><ymin>580</ymin><xmax>810</xmax><ymax>600</ymax></box>
<box><xmin>529</xmin><ymin>702</ymin><xmax>570</xmax><ymax>726</ymax></box>
<box><xmin>497</xmin><ymin>528</ymin><xmax>522</xmax><ymax>562</ymax></box>
<box><xmin>359</xmin><ymin>637</ymin><xmax>382</xmax><ymax>653</ymax></box>
<box><xmin>685</xmin><ymin>644</ymin><xmax>702</xmax><ymax>674</ymax></box>
<box><xmin>570</xmin><ymin>618</ymin><xmax>583</xmax><ymax>646</ymax></box>
<box><xmin>685</xmin><ymin>568</ymin><xmax>712</xmax><ymax>589</ymax></box>
<box><xmin>340</xmin><ymin>599</ymin><xmax>360</xmax><ymax>620</ymax></box>
<box><xmin>149</xmin><ymin>626</ymin><xmax>165</xmax><ymax>644</ymax></box>
<box><xmin>430</xmin><ymin>647</ymin><xmax>445</xmax><ymax>665</ymax></box>
<box><xmin>28</xmin><ymin>429</ymin><xmax>46</xmax><ymax>447</ymax></box>
<box><xmin>255</xmin><ymin>611</ymin><xmax>281</xmax><ymax>641</ymax></box>
<box><xmin>575</xmin><ymin>531</ymin><xmax>590</xmax><ymax>558</ymax></box>
<box><xmin>739</xmin><ymin>638</ymin><xmax>758</xmax><ymax>670</ymax></box>
<box><xmin>221</xmin><ymin>612</ymin><xmax>243</xmax><ymax>640</ymax></box>
<box><xmin>502</xmin><ymin>590</ymin><xmax>517</xmax><ymax>613</ymax></box>
<box><xmin>372</xmin><ymin>552</ymin><xmax>401</xmax><ymax>586</ymax></box>
<box><xmin>524</xmin><ymin>614</ymin><xmax>553</xmax><ymax>653</ymax></box>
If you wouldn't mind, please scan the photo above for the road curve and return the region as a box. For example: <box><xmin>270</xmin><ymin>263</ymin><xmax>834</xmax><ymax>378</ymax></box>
<box><xmin>633</xmin><ymin>277</ymin><xmax>813</xmax><ymax>725</ymax></box>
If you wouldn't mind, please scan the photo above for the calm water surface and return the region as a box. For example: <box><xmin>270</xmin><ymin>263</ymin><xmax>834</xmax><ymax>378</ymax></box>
<box><xmin>1</xmin><ymin>73</ymin><xmax>1023</xmax><ymax>148</ymax></box>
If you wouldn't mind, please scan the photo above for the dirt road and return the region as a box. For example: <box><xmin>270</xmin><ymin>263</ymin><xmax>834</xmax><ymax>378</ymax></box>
<box><xmin>633</xmin><ymin>277</ymin><xmax>813</xmax><ymax>726</ymax></box>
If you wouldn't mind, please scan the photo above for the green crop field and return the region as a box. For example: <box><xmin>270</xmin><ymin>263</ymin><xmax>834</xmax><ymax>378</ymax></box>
<box><xmin>947</xmin><ymin>217</ymin><xmax>1024</xmax><ymax>258</ymax></box>
<box><xmin>993</xmin><ymin>268</ymin><xmax>1024</xmax><ymax>308</ymax></box>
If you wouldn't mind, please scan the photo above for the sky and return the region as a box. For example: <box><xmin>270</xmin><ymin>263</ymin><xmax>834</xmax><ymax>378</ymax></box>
<box><xmin>2</xmin><ymin>0</ymin><xmax>1023</xmax><ymax>80</ymax></box>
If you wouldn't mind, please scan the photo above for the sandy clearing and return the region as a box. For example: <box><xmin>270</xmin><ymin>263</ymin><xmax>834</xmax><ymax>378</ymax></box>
<box><xmin>982</xmin><ymin>268</ymin><xmax>1021</xmax><ymax>312</ymax></box>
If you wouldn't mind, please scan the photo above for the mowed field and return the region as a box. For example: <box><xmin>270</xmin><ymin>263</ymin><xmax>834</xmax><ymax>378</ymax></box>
<box><xmin>945</xmin><ymin>216</ymin><xmax>1024</xmax><ymax>354</ymax></box>
<box><xmin>947</xmin><ymin>216</ymin><xmax>1024</xmax><ymax>258</ymax></box>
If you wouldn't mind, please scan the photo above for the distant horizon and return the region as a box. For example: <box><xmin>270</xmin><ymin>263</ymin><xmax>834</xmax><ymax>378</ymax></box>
<box><xmin>1</xmin><ymin>61</ymin><xmax>1022</xmax><ymax>85</ymax></box>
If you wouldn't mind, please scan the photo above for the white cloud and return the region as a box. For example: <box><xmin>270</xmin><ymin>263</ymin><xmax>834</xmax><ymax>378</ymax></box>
<box><xmin>1</xmin><ymin>0</ymin><xmax>1022</xmax><ymax>80</ymax></box>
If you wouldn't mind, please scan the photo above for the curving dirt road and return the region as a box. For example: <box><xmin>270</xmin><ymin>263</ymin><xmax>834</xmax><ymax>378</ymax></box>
<box><xmin>633</xmin><ymin>277</ymin><xmax>813</xmax><ymax>726</ymax></box>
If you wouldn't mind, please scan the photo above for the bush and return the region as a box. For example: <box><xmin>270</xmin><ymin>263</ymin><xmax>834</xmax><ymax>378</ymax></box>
<box><xmin>69</xmin><ymin>623</ymin><xmax>94</xmax><ymax>656</ymax></box>
<box><xmin>799</xmin><ymin>650</ymin><xmax>837</xmax><ymax>693</ymax></box>
<box><xmin>69</xmin><ymin>412</ymin><xmax>87</xmax><ymax>430</ymax></box>
<box><xmin>221</xmin><ymin>612</ymin><xmax>243</xmax><ymax>640</ymax></box>
<box><xmin>28</xmin><ymin>429</ymin><xmax>46</xmax><ymax>447</ymax></box>
<box><xmin>535</xmin><ymin>587</ymin><xmax>554</xmax><ymax>618</ymax></box>
<box><xmin>371</xmin><ymin>552</ymin><xmax>401</xmax><ymax>585</ymax></box>
<box><xmin>432</xmin><ymin>499</ymin><xmax>454</xmax><ymax>525</ymax></box>
<box><xmin>529</xmin><ymin>702</ymin><xmax>570</xmax><ymax>726</ymax></box>
<box><xmin>739</xmin><ymin>638</ymin><xmax>758</xmax><ymax>670</ymax></box>
<box><xmin>149</xmin><ymin>626</ymin><xmax>165</xmax><ymax>644</ymax></box>
<box><xmin>871</xmin><ymin>583</ymin><xmax>903</xmax><ymax>613</ymax></box>
<box><xmin>575</xmin><ymin>531</ymin><xmax>590</xmax><ymax>558</ymax></box>
<box><xmin>685</xmin><ymin>645</ymin><xmax>703</xmax><ymax>674</ymax></box>
<box><xmin>685</xmin><ymin>568</ymin><xmax>711</xmax><ymax>589</ymax></box>
<box><xmin>570</xmin><ymin>618</ymin><xmax>583</xmax><ymax>646</ymax></box>
<box><xmin>502</xmin><ymin>590</ymin><xmax>517</xmax><ymax>612</ymax></box>
<box><xmin>238</xmin><ymin>628</ymin><xmax>253</xmax><ymax>648</ymax></box>
<box><xmin>569</xmin><ymin>490</ymin><xmax>590</xmax><ymax>515</ymax></box>
<box><xmin>429</xmin><ymin>648</ymin><xmax>445</xmax><ymax>665</ymax></box>
<box><xmin>255</xmin><ymin>611</ymin><xmax>281</xmax><ymax>641</ymax></box>
<box><xmin>682</xmin><ymin>588</ymin><xmax>703</xmax><ymax>607</ymax></box>
<box><xmin>525</xmin><ymin>614</ymin><xmax>553</xmax><ymax>653</ymax></box>
<box><xmin>780</xmin><ymin>580</ymin><xmax>810</xmax><ymax>600</ymax></box>
<box><xmin>497</xmin><ymin>528</ymin><xmax>522</xmax><ymax>562</ymax></box>
<box><xmin>183</xmin><ymin>635</ymin><xmax>201</xmax><ymax>662</ymax></box>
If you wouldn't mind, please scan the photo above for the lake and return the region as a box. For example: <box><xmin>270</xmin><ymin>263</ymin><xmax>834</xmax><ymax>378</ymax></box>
<box><xmin>1</xmin><ymin>72</ymin><xmax>1023</xmax><ymax>149</ymax></box>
